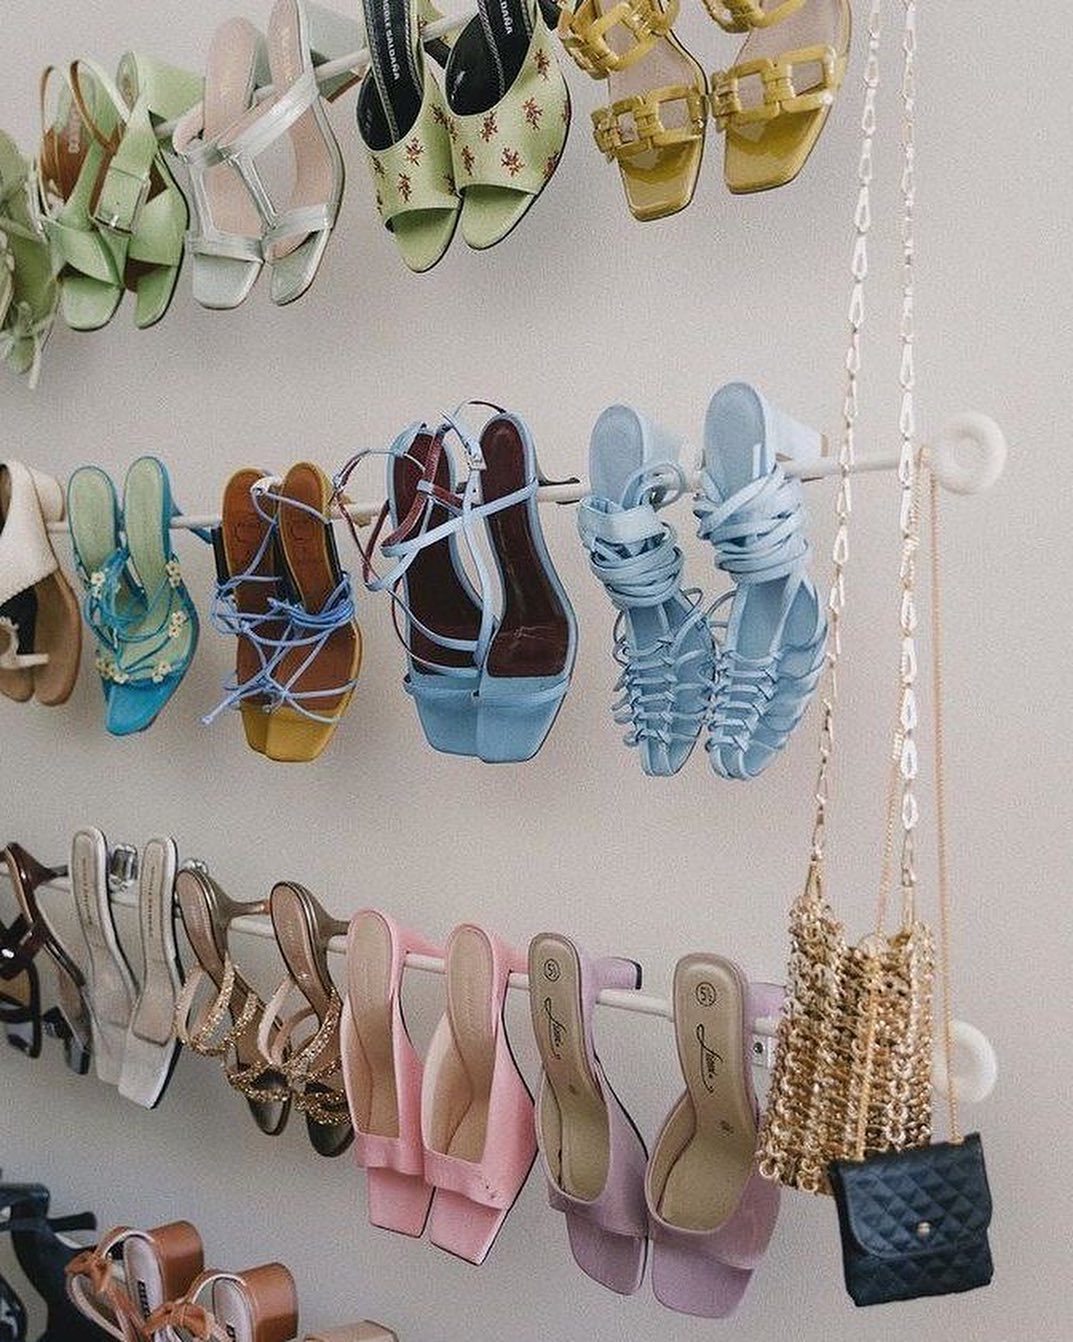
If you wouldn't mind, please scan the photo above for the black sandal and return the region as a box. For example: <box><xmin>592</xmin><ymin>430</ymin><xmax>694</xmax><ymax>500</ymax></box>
<box><xmin>0</xmin><ymin>1184</ymin><xmax>105</xmax><ymax>1342</ymax></box>
<box><xmin>2</xmin><ymin>845</ymin><xmax>92</xmax><ymax>1075</ymax></box>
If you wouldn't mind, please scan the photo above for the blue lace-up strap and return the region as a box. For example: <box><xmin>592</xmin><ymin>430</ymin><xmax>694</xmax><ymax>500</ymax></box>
<box><xmin>693</xmin><ymin>463</ymin><xmax>810</xmax><ymax>584</ymax></box>
<box><xmin>257</xmin><ymin>575</ymin><xmax>361</xmax><ymax>724</ymax></box>
<box><xmin>579</xmin><ymin>462</ymin><xmax>714</xmax><ymax>750</ymax></box>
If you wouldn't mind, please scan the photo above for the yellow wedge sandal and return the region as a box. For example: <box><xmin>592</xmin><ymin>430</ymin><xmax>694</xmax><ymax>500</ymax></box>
<box><xmin>708</xmin><ymin>0</ymin><xmax>851</xmax><ymax>193</ymax></box>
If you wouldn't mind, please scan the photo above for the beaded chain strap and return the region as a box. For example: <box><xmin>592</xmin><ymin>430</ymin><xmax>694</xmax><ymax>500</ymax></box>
<box><xmin>757</xmin><ymin>0</ymin><xmax>937</xmax><ymax>1195</ymax></box>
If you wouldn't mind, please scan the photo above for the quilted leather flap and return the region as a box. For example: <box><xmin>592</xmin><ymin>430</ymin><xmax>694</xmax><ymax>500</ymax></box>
<box><xmin>831</xmin><ymin>1135</ymin><xmax>992</xmax><ymax>1259</ymax></box>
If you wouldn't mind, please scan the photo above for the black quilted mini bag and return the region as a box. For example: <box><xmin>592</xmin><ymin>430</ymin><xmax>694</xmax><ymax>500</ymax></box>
<box><xmin>828</xmin><ymin>1135</ymin><xmax>993</xmax><ymax>1307</ymax></box>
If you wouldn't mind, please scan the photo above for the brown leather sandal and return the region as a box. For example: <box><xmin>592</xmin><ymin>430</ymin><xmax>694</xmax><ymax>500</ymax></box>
<box><xmin>66</xmin><ymin>1221</ymin><xmax>204</xmax><ymax>1341</ymax></box>
<box><xmin>258</xmin><ymin>881</ymin><xmax>352</xmax><ymax>1157</ymax></box>
<box><xmin>3</xmin><ymin>842</ymin><xmax>92</xmax><ymax>1072</ymax></box>
<box><xmin>144</xmin><ymin>1263</ymin><xmax>297</xmax><ymax>1342</ymax></box>
<box><xmin>174</xmin><ymin>865</ymin><xmax>291</xmax><ymax>1136</ymax></box>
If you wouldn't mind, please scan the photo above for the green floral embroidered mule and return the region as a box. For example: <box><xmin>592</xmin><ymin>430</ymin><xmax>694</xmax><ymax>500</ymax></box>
<box><xmin>444</xmin><ymin>0</ymin><xmax>570</xmax><ymax>249</ymax></box>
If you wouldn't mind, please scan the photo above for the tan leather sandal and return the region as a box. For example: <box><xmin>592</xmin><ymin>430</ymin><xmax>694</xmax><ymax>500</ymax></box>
<box><xmin>65</xmin><ymin>1221</ymin><xmax>204</xmax><ymax>1341</ymax></box>
<box><xmin>144</xmin><ymin>1263</ymin><xmax>297</xmax><ymax>1342</ymax></box>
<box><xmin>174</xmin><ymin>865</ymin><xmax>291</xmax><ymax>1136</ymax></box>
<box><xmin>258</xmin><ymin>881</ymin><xmax>352</xmax><ymax>1157</ymax></box>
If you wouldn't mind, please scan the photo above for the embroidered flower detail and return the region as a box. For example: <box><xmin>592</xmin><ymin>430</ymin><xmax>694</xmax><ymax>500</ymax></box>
<box><xmin>151</xmin><ymin>661</ymin><xmax>171</xmax><ymax>684</ymax></box>
<box><xmin>165</xmin><ymin>558</ymin><xmax>182</xmax><ymax>588</ymax></box>
<box><xmin>404</xmin><ymin>137</ymin><xmax>424</xmax><ymax>165</ymax></box>
<box><xmin>535</xmin><ymin>48</ymin><xmax>551</xmax><ymax>81</ymax></box>
<box><xmin>94</xmin><ymin>652</ymin><xmax>112</xmax><ymax>678</ymax></box>
<box><xmin>443</xmin><ymin>173</ymin><xmax>456</xmax><ymax>194</ymax></box>
<box><xmin>461</xmin><ymin>145</ymin><xmax>476</xmax><ymax>175</ymax></box>
<box><xmin>432</xmin><ymin>106</ymin><xmax>458</xmax><ymax>140</ymax></box>
<box><xmin>501</xmin><ymin>147</ymin><xmax>524</xmax><ymax>178</ymax></box>
<box><xmin>397</xmin><ymin>173</ymin><xmax>412</xmax><ymax>202</ymax></box>
<box><xmin>168</xmin><ymin>610</ymin><xmax>188</xmax><ymax>639</ymax></box>
<box><xmin>370</xmin><ymin>156</ymin><xmax>386</xmax><ymax>179</ymax></box>
<box><xmin>480</xmin><ymin>111</ymin><xmax>498</xmax><ymax>142</ymax></box>
<box><xmin>523</xmin><ymin>98</ymin><xmax>542</xmax><ymax>130</ymax></box>
<box><xmin>89</xmin><ymin>570</ymin><xmax>106</xmax><ymax>596</ymax></box>
<box><xmin>375</xmin><ymin>190</ymin><xmax>384</xmax><ymax>212</ymax></box>
<box><xmin>112</xmin><ymin>667</ymin><xmax>129</xmax><ymax>685</ymax></box>
<box><xmin>543</xmin><ymin>151</ymin><xmax>561</xmax><ymax>182</ymax></box>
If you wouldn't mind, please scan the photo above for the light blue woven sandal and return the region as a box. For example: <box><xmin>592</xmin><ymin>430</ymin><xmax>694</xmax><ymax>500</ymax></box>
<box><xmin>693</xmin><ymin>382</ymin><xmax>827</xmax><ymax>780</ymax></box>
<box><xmin>578</xmin><ymin>405</ymin><xmax>715</xmax><ymax>777</ymax></box>
<box><xmin>474</xmin><ymin>410</ymin><xmax>577</xmax><ymax>763</ymax></box>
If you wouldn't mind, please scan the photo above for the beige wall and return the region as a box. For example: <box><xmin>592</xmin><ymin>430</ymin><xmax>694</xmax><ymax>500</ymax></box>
<box><xmin>1</xmin><ymin>3</ymin><xmax>1067</xmax><ymax>1339</ymax></box>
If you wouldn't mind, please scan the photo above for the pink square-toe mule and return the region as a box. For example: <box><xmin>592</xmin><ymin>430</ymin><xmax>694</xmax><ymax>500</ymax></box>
<box><xmin>340</xmin><ymin>908</ymin><xmax>444</xmax><ymax>1237</ymax></box>
<box><xmin>645</xmin><ymin>954</ymin><xmax>784</xmax><ymax>1318</ymax></box>
<box><xmin>529</xmin><ymin>932</ymin><xmax>649</xmax><ymax>1295</ymax></box>
<box><xmin>422</xmin><ymin>924</ymin><xmax>536</xmax><ymax>1265</ymax></box>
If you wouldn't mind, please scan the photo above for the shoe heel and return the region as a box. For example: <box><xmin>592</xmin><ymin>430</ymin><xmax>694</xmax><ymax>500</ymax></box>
<box><xmin>306</xmin><ymin>0</ymin><xmax>365</xmax><ymax>99</ymax></box>
<box><xmin>768</xmin><ymin>400</ymin><xmax>825</xmax><ymax>468</ymax></box>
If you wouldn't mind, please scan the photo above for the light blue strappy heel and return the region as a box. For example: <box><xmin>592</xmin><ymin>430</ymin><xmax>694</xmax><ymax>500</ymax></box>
<box><xmin>578</xmin><ymin>405</ymin><xmax>716</xmax><ymax>777</ymax></box>
<box><xmin>334</xmin><ymin>421</ymin><xmax>490</xmax><ymax>756</ymax></box>
<box><xmin>473</xmin><ymin>411</ymin><xmax>577</xmax><ymax>764</ymax></box>
<box><xmin>693</xmin><ymin>383</ymin><xmax>827</xmax><ymax>780</ymax></box>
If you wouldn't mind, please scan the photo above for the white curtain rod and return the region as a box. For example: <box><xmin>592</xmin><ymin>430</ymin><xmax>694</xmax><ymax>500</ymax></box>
<box><xmin>1</xmin><ymin>868</ymin><xmax>998</xmax><ymax>1101</ymax></box>
<box><xmin>40</xmin><ymin>416</ymin><xmax>1009</xmax><ymax>537</ymax></box>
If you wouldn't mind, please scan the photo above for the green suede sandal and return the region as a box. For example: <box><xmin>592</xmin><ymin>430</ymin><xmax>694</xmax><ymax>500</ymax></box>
<box><xmin>37</xmin><ymin>65</ymin><xmax>126</xmax><ymax>331</ymax></box>
<box><xmin>444</xmin><ymin>0</ymin><xmax>570</xmax><ymax>250</ymax></box>
<box><xmin>0</xmin><ymin>130</ymin><xmax>57</xmax><ymax>384</ymax></box>
<box><xmin>39</xmin><ymin>58</ymin><xmax>200</xmax><ymax>331</ymax></box>
<box><xmin>357</xmin><ymin>0</ymin><xmax>461</xmax><ymax>273</ymax></box>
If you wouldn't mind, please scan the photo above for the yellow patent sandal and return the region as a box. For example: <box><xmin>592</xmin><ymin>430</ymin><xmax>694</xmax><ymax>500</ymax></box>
<box><xmin>708</xmin><ymin>0</ymin><xmax>851</xmax><ymax>193</ymax></box>
<box><xmin>559</xmin><ymin>0</ymin><xmax>708</xmax><ymax>221</ymax></box>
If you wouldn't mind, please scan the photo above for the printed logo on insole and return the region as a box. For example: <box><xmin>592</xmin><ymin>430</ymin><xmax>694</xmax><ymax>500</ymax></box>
<box><xmin>73</xmin><ymin>849</ymin><xmax>101</xmax><ymax>938</ymax></box>
<box><xmin>142</xmin><ymin>851</ymin><xmax>160</xmax><ymax>951</ymax></box>
<box><xmin>136</xmin><ymin>1280</ymin><xmax>150</xmax><ymax>1318</ymax></box>
<box><xmin>696</xmin><ymin>1024</ymin><xmax>722</xmax><ymax>1094</ymax></box>
<box><xmin>542</xmin><ymin>996</ymin><xmax>567</xmax><ymax>1061</ymax></box>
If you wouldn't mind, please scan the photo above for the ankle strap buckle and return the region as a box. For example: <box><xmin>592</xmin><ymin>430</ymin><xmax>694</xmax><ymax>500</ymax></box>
<box><xmin>107</xmin><ymin>845</ymin><xmax>139</xmax><ymax>891</ymax></box>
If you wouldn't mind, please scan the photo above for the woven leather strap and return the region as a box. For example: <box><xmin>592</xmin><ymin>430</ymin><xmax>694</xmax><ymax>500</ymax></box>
<box><xmin>559</xmin><ymin>0</ymin><xmax>679</xmax><ymax>79</ymax></box>
<box><xmin>703</xmin><ymin>0</ymin><xmax>805</xmax><ymax>32</ymax></box>
<box><xmin>592</xmin><ymin>83</ymin><xmax>707</xmax><ymax>160</ymax></box>
<box><xmin>713</xmin><ymin>45</ymin><xmax>844</xmax><ymax>131</ymax></box>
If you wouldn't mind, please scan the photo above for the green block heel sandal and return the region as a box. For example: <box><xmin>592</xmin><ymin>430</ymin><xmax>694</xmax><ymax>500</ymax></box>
<box><xmin>444</xmin><ymin>0</ymin><xmax>571</xmax><ymax>249</ymax></box>
<box><xmin>37</xmin><ymin>56</ymin><xmax>200</xmax><ymax>330</ymax></box>
<box><xmin>0</xmin><ymin>131</ymin><xmax>58</xmax><ymax>383</ymax></box>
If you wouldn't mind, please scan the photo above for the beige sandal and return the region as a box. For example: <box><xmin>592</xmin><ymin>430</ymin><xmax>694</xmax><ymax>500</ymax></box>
<box><xmin>174</xmin><ymin>865</ymin><xmax>291</xmax><ymax>1136</ymax></box>
<box><xmin>259</xmin><ymin>880</ymin><xmax>352</xmax><ymax>1157</ymax></box>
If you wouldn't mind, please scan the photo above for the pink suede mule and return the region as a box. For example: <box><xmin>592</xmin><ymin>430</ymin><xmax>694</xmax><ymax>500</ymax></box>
<box><xmin>422</xmin><ymin>924</ymin><xmax>536</xmax><ymax>1265</ymax></box>
<box><xmin>340</xmin><ymin>908</ymin><xmax>444</xmax><ymax>1237</ymax></box>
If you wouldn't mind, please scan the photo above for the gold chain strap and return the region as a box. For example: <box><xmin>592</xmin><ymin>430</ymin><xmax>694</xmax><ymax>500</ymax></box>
<box><xmin>928</xmin><ymin>470</ymin><xmax>962</xmax><ymax>1142</ymax></box>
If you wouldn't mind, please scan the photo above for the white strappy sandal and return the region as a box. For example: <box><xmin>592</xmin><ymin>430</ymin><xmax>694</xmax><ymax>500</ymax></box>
<box><xmin>174</xmin><ymin>0</ymin><xmax>345</xmax><ymax>307</ymax></box>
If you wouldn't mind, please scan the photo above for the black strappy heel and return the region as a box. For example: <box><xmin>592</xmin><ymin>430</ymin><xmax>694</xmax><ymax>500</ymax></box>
<box><xmin>0</xmin><ymin>1184</ymin><xmax>106</xmax><ymax>1342</ymax></box>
